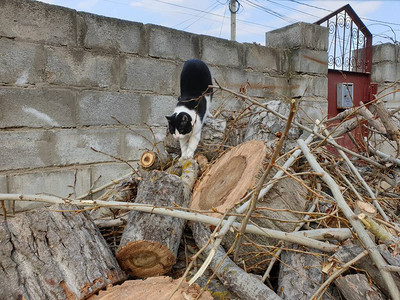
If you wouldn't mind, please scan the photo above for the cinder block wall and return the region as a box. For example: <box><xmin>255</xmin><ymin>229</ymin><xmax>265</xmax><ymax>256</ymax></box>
<box><xmin>372</xmin><ymin>43</ymin><xmax>400</xmax><ymax>108</ymax></box>
<box><xmin>0</xmin><ymin>0</ymin><xmax>328</xmax><ymax>210</ymax></box>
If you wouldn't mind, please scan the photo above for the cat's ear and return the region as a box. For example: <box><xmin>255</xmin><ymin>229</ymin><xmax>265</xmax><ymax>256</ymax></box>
<box><xmin>165</xmin><ymin>115</ymin><xmax>173</xmax><ymax>122</ymax></box>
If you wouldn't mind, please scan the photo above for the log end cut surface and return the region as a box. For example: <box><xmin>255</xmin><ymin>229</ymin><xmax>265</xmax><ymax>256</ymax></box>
<box><xmin>116</xmin><ymin>241</ymin><xmax>176</xmax><ymax>278</ymax></box>
<box><xmin>88</xmin><ymin>276</ymin><xmax>213</xmax><ymax>300</ymax></box>
<box><xmin>191</xmin><ymin>140</ymin><xmax>267</xmax><ymax>215</ymax></box>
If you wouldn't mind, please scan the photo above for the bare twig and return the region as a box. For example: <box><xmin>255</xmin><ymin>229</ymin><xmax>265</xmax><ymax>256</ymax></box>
<box><xmin>298</xmin><ymin>139</ymin><xmax>400</xmax><ymax>300</ymax></box>
<box><xmin>0</xmin><ymin>193</ymin><xmax>338</xmax><ymax>252</ymax></box>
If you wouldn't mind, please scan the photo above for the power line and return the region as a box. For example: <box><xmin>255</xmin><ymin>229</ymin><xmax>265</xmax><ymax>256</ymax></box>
<box><xmin>288</xmin><ymin>0</ymin><xmax>400</xmax><ymax>27</ymax></box>
<box><xmin>242</xmin><ymin>0</ymin><xmax>298</xmax><ymax>23</ymax></box>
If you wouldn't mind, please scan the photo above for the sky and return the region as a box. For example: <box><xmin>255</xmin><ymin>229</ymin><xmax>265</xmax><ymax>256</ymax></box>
<box><xmin>37</xmin><ymin>0</ymin><xmax>400</xmax><ymax>45</ymax></box>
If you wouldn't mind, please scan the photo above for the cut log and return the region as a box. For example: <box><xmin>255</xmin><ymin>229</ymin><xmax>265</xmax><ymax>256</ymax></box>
<box><xmin>140</xmin><ymin>150</ymin><xmax>170</xmax><ymax>170</ymax></box>
<box><xmin>0</xmin><ymin>204</ymin><xmax>126</xmax><ymax>300</ymax></box>
<box><xmin>116</xmin><ymin>163</ymin><xmax>198</xmax><ymax>278</ymax></box>
<box><xmin>334</xmin><ymin>244</ymin><xmax>400</xmax><ymax>297</ymax></box>
<box><xmin>191</xmin><ymin>140</ymin><xmax>267</xmax><ymax>214</ymax></box>
<box><xmin>191</xmin><ymin>140</ymin><xmax>308</xmax><ymax>271</ymax></box>
<box><xmin>88</xmin><ymin>276</ymin><xmax>213</xmax><ymax>300</ymax></box>
<box><xmin>335</xmin><ymin>274</ymin><xmax>385</xmax><ymax>300</ymax></box>
<box><xmin>191</xmin><ymin>222</ymin><xmax>282</xmax><ymax>300</ymax></box>
<box><xmin>277</xmin><ymin>244</ymin><xmax>338</xmax><ymax>300</ymax></box>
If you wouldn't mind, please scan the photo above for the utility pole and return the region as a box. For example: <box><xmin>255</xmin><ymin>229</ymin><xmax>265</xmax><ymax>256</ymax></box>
<box><xmin>230</xmin><ymin>0</ymin><xmax>236</xmax><ymax>41</ymax></box>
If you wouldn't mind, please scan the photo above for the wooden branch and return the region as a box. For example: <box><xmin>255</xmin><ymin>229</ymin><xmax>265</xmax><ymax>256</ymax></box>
<box><xmin>367</xmin><ymin>141</ymin><xmax>400</xmax><ymax>166</ymax></box>
<box><xmin>371</xmin><ymin>100</ymin><xmax>400</xmax><ymax>142</ymax></box>
<box><xmin>318</xmin><ymin>122</ymin><xmax>390</xmax><ymax>223</ymax></box>
<box><xmin>298</xmin><ymin>139</ymin><xmax>400</xmax><ymax>300</ymax></box>
<box><xmin>328</xmin><ymin>101</ymin><xmax>386</xmax><ymax>135</ymax></box>
<box><xmin>0</xmin><ymin>204</ymin><xmax>126</xmax><ymax>299</ymax></box>
<box><xmin>211</xmin><ymin>84</ymin><xmax>385</xmax><ymax>169</ymax></box>
<box><xmin>191</xmin><ymin>222</ymin><xmax>283</xmax><ymax>300</ymax></box>
<box><xmin>311</xmin><ymin>250</ymin><xmax>368</xmax><ymax>300</ymax></box>
<box><xmin>358</xmin><ymin>213</ymin><xmax>399</xmax><ymax>245</ymax></box>
<box><xmin>116</xmin><ymin>164</ymin><xmax>197</xmax><ymax>278</ymax></box>
<box><xmin>0</xmin><ymin>193</ymin><xmax>338</xmax><ymax>252</ymax></box>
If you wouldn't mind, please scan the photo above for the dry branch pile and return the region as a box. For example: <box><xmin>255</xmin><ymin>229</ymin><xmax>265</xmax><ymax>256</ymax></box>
<box><xmin>1</xmin><ymin>84</ymin><xmax>400</xmax><ymax>300</ymax></box>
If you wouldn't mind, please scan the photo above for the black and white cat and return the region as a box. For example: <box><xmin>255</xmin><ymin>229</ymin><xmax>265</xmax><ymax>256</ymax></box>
<box><xmin>166</xmin><ymin>59</ymin><xmax>213</xmax><ymax>159</ymax></box>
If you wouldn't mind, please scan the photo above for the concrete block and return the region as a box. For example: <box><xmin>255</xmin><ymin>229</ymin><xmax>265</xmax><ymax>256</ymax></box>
<box><xmin>266</xmin><ymin>22</ymin><xmax>328</xmax><ymax>51</ymax></box>
<box><xmin>122</xmin><ymin>126</ymin><xmax>166</xmax><ymax>161</ymax></box>
<box><xmin>263</xmin><ymin>76</ymin><xmax>290</xmax><ymax>100</ymax></box>
<box><xmin>0</xmin><ymin>175</ymin><xmax>7</xmax><ymax>193</ymax></box>
<box><xmin>0</xmin><ymin>39</ymin><xmax>45</xmax><ymax>86</ymax></box>
<box><xmin>148</xmin><ymin>24</ymin><xmax>200</xmax><ymax>60</ymax></box>
<box><xmin>375</xmin><ymin>84</ymin><xmax>400</xmax><ymax>105</ymax></box>
<box><xmin>291</xmin><ymin>49</ymin><xmax>328</xmax><ymax>75</ymax></box>
<box><xmin>371</xmin><ymin>62</ymin><xmax>399</xmax><ymax>83</ymax></box>
<box><xmin>46</xmin><ymin>46</ymin><xmax>119</xmax><ymax>88</ymax></box>
<box><xmin>201</xmin><ymin>36</ymin><xmax>241</xmax><ymax>67</ymax></box>
<box><xmin>0</xmin><ymin>0</ymin><xmax>76</xmax><ymax>46</ymax></box>
<box><xmin>372</xmin><ymin>43</ymin><xmax>396</xmax><ymax>64</ymax></box>
<box><xmin>121</xmin><ymin>56</ymin><xmax>177</xmax><ymax>94</ymax></box>
<box><xmin>7</xmin><ymin>167</ymin><xmax>91</xmax><ymax>212</ymax></box>
<box><xmin>78</xmin><ymin>12</ymin><xmax>143</xmax><ymax>54</ymax></box>
<box><xmin>245</xmin><ymin>43</ymin><xmax>287</xmax><ymax>73</ymax></box>
<box><xmin>77</xmin><ymin>90</ymin><xmax>142</xmax><ymax>126</ymax></box>
<box><xmin>141</xmin><ymin>95</ymin><xmax>177</xmax><ymax>126</ymax></box>
<box><xmin>54</xmin><ymin>128</ymin><xmax>123</xmax><ymax>166</ymax></box>
<box><xmin>0</xmin><ymin>130</ymin><xmax>57</xmax><ymax>171</ymax></box>
<box><xmin>290</xmin><ymin>75</ymin><xmax>328</xmax><ymax>99</ymax></box>
<box><xmin>0</xmin><ymin>88</ymin><xmax>76</xmax><ymax>128</ymax></box>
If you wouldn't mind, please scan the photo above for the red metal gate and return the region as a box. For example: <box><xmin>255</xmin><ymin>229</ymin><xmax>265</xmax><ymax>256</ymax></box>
<box><xmin>315</xmin><ymin>4</ymin><xmax>374</xmax><ymax>152</ymax></box>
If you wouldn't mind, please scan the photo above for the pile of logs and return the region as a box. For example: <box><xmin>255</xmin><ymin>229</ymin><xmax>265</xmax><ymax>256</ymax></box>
<box><xmin>1</xmin><ymin>84</ymin><xmax>400</xmax><ymax>299</ymax></box>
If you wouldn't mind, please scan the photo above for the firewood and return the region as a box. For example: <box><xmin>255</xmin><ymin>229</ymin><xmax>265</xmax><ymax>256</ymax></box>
<box><xmin>277</xmin><ymin>244</ymin><xmax>339</xmax><ymax>300</ymax></box>
<box><xmin>0</xmin><ymin>204</ymin><xmax>126</xmax><ymax>300</ymax></box>
<box><xmin>191</xmin><ymin>140</ymin><xmax>267</xmax><ymax>214</ymax></box>
<box><xmin>191</xmin><ymin>140</ymin><xmax>308</xmax><ymax>271</ymax></box>
<box><xmin>88</xmin><ymin>276</ymin><xmax>213</xmax><ymax>300</ymax></box>
<box><xmin>140</xmin><ymin>150</ymin><xmax>170</xmax><ymax>170</ymax></box>
<box><xmin>335</xmin><ymin>274</ymin><xmax>386</xmax><ymax>300</ymax></box>
<box><xmin>116</xmin><ymin>162</ymin><xmax>198</xmax><ymax>278</ymax></box>
<box><xmin>191</xmin><ymin>222</ymin><xmax>282</xmax><ymax>300</ymax></box>
<box><xmin>334</xmin><ymin>244</ymin><xmax>400</xmax><ymax>298</ymax></box>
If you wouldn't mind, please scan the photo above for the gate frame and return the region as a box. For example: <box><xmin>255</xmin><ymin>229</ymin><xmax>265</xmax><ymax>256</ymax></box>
<box><xmin>315</xmin><ymin>4</ymin><xmax>374</xmax><ymax>152</ymax></box>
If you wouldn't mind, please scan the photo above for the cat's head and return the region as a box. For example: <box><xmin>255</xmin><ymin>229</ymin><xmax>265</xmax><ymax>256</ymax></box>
<box><xmin>166</xmin><ymin>112</ymin><xmax>193</xmax><ymax>139</ymax></box>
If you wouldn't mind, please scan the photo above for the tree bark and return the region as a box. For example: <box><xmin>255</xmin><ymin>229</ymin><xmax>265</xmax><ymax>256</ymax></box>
<box><xmin>334</xmin><ymin>244</ymin><xmax>400</xmax><ymax>298</ymax></box>
<box><xmin>116</xmin><ymin>165</ymin><xmax>197</xmax><ymax>278</ymax></box>
<box><xmin>191</xmin><ymin>222</ymin><xmax>282</xmax><ymax>300</ymax></box>
<box><xmin>335</xmin><ymin>274</ymin><xmax>385</xmax><ymax>300</ymax></box>
<box><xmin>278</xmin><ymin>244</ymin><xmax>338</xmax><ymax>300</ymax></box>
<box><xmin>0</xmin><ymin>204</ymin><xmax>126</xmax><ymax>300</ymax></box>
